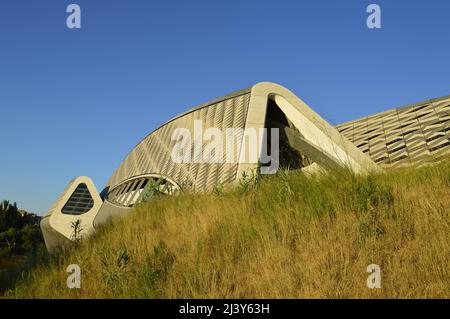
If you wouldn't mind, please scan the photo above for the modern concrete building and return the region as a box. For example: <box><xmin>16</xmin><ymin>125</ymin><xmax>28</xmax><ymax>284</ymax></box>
<box><xmin>40</xmin><ymin>83</ymin><xmax>450</xmax><ymax>251</ymax></box>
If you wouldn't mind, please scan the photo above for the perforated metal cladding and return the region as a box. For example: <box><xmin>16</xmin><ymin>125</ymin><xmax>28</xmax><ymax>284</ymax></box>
<box><xmin>106</xmin><ymin>92</ymin><xmax>251</xmax><ymax>191</ymax></box>
<box><xmin>336</xmin><ymin>95</ymin><xmax>450</xmax><ymax>168</ymax></box>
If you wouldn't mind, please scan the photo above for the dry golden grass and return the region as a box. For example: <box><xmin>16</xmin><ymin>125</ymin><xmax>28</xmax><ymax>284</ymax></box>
<box><xmin>5</xmin><ymin>161</ymin><xmax>450</xmax><ymax>298</ymax></box>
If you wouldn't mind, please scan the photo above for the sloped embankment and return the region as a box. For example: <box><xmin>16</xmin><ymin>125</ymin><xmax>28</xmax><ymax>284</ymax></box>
<box><xmin>7</xmin><ymin>161</ymin><xmax>450</xmax><ymax>298</ymax></box>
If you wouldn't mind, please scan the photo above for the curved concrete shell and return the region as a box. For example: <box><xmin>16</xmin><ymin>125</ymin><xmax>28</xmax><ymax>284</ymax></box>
<box><xmin>92</xmin><ymin>82</ymin><xmax>380</xmax><ymax>227</ymax></box>
<box><xmin>106</xmin><ymin>82</ymin><xmax>379</xmax><ymax>191</ymax></box>
<box><xmin>46</xmin><ymin>82</ymin><xmax>438</xmax><ymax>251</ymax></box>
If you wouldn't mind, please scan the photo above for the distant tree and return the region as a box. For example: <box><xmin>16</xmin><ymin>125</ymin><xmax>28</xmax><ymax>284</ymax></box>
<box><xmin>0</xmin><ymin>200</ymin><xmax>22</xmax><ymax>232</ymax></box>
<box><xmin>0</xmin><ymin>200</ymin><xmax>44</xmax><ymax>254</ymax></box>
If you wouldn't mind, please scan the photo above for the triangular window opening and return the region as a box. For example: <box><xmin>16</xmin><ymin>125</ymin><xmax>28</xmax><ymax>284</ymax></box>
<box><xmin>61</xmin><ymin>183</ymin><xmax>94</xmax><ymax>215</ymax></box>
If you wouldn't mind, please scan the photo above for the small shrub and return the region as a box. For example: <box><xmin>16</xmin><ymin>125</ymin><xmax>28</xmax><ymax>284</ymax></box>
<box><xmin>239</xmin><ymin>170</ymin><xmax>258</xmax><ymax>192</ymax></box>
<box><xmin>212</xmin><ymin>183</ymin><xmax>225</xmax><ymax>198</ymax></box>
<box><xmin>140</xmin><ymin>178</ymin><xmax>165</xmax><ymax>203</ymax></box>
<box><xmin>70</xmin><ymin>219</ymin><xmax>84</xmax><ymax>244</ymax></box>
<box><xmin>100</xmin><ymin>248</ymin><xmax>132</xmax><ymax>287</ymax></box>
<box><xmin>138</xmin><ymin>241</ymin><xmax>175</xmax><ymax>297</ymax></box>
<box><xmin>351</xmin><ymin>175</ymin><xmax>394</xmax><ymax>214</ymax></box>
<box><xmin>276</xmin><ymin>168</ymin><xmax>294</xmax><ymax>199</ymax></box>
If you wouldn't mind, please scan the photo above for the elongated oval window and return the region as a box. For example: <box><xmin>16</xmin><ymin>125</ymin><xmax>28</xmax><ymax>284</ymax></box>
<box><xmin>106</xmin><ymin>175</ymin><xmax>179</xmax><ymax>207</ymax></box>
<box><xmin>61</xmin><ymin>183</ymin><xmax>94</xmax><ymax>215</ymax></box>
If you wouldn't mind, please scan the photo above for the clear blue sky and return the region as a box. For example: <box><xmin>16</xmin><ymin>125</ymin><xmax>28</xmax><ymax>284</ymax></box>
<box><xmin>1</xmin><ymin>0</ymin><xmax>449</xmax><ymax>215</ymax></box>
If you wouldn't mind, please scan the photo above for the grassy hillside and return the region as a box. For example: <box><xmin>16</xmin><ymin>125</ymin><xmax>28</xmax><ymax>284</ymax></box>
<box><xmin>5</xmin><ymin>161</ymin><xmax>450</xmax><ymax>298</ymax></box>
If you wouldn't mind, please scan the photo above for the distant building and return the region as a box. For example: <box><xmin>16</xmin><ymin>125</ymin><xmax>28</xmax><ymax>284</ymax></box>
<box><xmin>40</xmin><ymin>83</ymin><xmax>450</xmax><ymax>251</ymax></box>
